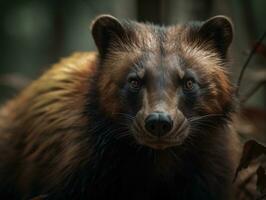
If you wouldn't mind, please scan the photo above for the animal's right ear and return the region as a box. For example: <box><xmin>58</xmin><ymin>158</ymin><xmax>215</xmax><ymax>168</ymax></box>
<box><xmin>91</xmin><ymin>15</ymin><xmax>126</xmax><ymax>57</ymax></box>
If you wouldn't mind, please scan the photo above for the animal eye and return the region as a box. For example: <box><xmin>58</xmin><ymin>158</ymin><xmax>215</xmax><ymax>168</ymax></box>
<box><xmin>129</xmin><ymin>77</ymin><xmax>141</xmax><ymax>90</ymax></box>
<box><xmin>183</xmin><ymin>79</ymin><xmax>195</xmax><ymax>91</ymax></box>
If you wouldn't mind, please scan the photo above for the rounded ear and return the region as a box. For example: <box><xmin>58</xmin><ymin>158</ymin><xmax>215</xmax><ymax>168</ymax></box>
<box><xmin>199</xmin><ymin>15</ymin><xmax>234</xmax><ymax>58</ymax></box>
<box><xmin>91</xmin><ymin>15</ymin><xmax>126</xmax><ymax>57</ymax></box>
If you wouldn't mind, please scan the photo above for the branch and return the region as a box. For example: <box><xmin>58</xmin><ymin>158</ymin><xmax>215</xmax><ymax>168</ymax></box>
<box><xmin>241</xmin><ymin>81</ymin><xmax>265</xmax><ymax>103</ymax></box>
<box><xmin>240</xmin><ymin>68</ymin><xmax>266</xmax><ymax>103</ymax></box>
<box><xmin>0</xmin><ymin>74</ymin><xmax>31</xmax><ymax>90</ymax></box>
<box><xmin>237</xmin><ymin>31</ymin><xmax>266</xmax><ymax>96</ymax></box>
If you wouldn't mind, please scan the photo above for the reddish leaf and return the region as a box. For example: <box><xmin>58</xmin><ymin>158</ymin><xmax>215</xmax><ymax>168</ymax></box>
<box><xmin>257</xmin><ymin>166</ymin><xmax>266</xmax><ymax>195</ymax></box>
<box><xmin>234</xmin><ymin>140</ymin><xmax>266</xmax><ymax>181</ymax></box>
<box><xmin>253</xmin><ymin>42</ymin><xmax>266</xmax><ymax>57</ymax></box>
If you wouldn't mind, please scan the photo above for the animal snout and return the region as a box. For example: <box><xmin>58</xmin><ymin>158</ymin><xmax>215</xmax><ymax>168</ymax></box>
<box><xmin>145</xmin><ymin>112</ymin><xmax>173</xmax><ymax>137</ymax></box>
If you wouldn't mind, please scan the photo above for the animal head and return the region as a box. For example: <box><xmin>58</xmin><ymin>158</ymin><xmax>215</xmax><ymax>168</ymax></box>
<box><xmin>91</xmin><ymin>15</ymin><xmax>235</xmax><ymax>150</ymax></box>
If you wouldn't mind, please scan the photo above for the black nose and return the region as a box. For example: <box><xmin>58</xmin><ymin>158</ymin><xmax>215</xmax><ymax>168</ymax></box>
<box><xmin>145</xmin><ymin>112</ymin><xmax>173</xmax><ymax>137</ymax></box>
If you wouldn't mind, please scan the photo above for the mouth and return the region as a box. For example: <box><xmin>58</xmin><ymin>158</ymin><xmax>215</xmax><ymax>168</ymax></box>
<box><xmin>132</xmin><ymin>119</ymin><xmax>190</xmax><ymax>150</ymax></box>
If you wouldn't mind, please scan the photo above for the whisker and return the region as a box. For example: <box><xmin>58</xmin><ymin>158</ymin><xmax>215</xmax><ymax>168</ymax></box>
<box><xmin>188</xmin><ymin>113</ymin><xmax>224</xmax><ymax>123</ymax></box>
<box><xmin>168</xmin><ymin>149</ymin><xmax>181</xmax><ymax>164</ymax></box>
<box><xmin>111</xmin><ymin>112</ymin><xmax>136</xmax><ymax>121</ymax></box>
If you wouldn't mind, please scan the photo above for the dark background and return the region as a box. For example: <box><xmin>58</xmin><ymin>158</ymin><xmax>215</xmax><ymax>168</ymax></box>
<box><xmin>0</xmin><ymin>0</ymin><xmax>265</xmax><ymax>109</ymax></box>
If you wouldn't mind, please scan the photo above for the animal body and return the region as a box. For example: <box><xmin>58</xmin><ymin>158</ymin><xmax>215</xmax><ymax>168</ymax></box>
<box><xmin>0</xmin><ymin>15</ymin><xmax>241</xmax><ymax>200</ymax></box>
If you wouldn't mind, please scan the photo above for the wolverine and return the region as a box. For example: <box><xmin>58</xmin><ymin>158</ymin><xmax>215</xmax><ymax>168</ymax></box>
<box><xmin>0</xmin><ymin>15</ymin><xmax>240</xmax><ymax>199</ymax></box>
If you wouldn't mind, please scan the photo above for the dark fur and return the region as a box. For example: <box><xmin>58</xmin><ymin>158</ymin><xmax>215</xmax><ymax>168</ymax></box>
<box><xmin>0</xmin><ymin>16</ymin><xmax>238</xmax><ymax>200</ymax></box>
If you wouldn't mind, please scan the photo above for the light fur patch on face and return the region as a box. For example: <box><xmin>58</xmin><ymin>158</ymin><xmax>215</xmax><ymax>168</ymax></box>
<box><xmin>164</xmin><ymin>54</ymin><xmax>185</xmax><ymax>79</ymax></box>
<box><xmin>177</xmin><ymin>39</ymin><xmax>233</xmax><ymax>113</ymax></box>
<box><xmin>134</xmin><ymin>23</ymin><xmax>160</xmax><ymax>51</ymax></box>
<box><xmin>181</xmin><ymin>43</ymin><xmax>223</xmax><ymax>72</ymax></box>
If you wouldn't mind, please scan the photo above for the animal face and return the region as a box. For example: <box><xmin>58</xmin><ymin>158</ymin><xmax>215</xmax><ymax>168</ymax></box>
<box><xmin>92</xmin><ymin>15</ymin><xmax>235</xmax><ymax>150</ymax></box>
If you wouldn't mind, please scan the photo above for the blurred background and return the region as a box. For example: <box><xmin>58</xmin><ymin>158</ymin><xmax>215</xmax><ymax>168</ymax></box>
<box><xmin>0</xmin><ymin>0</ymin><xmax>265</xmax><ymax>140</ymax></box>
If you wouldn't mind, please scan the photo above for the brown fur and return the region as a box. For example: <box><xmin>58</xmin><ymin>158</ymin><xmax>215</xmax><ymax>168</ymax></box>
<box><xmin>0</xmin><ymin>52</ymin><xmax>97</xmax><ymax>197</ymax></box>
<box><xmin>0</xmin><ymin>15</ymin><xmax>255</xmax><ymax>200</ymax></box>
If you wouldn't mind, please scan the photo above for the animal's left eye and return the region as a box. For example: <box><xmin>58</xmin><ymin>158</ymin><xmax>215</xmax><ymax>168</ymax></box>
<box><xmin>183</xmin><ymin>79</ymin><xmax>195</xmax><ymax>91</ymax></box>
<box><xmin>129</xmin><ymin>77</ymin><xmax>141</xmax><ymax>90</ymax></box>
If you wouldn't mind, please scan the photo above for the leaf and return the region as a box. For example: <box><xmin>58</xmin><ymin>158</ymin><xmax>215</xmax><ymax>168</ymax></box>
<box><xmin>253</xmin><ymin>42</ymin><xmax>266</xmax><ymax>57</ymax></box>
<box><xmin>234</xmin><ymin>140</ymin><xmax>266</xmax><ymax>182</ymax></box>
<box><xmin>256</xmin><ymin>166</ymin><xmax>266</xmax><ymax>195</ymax></box>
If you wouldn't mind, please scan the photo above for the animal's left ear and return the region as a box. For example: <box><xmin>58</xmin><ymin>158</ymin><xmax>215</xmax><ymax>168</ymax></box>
<box><xmin>198</xmin><ymin>15</ymin><xmax>233</xmax><ymax>58</ymax></box>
